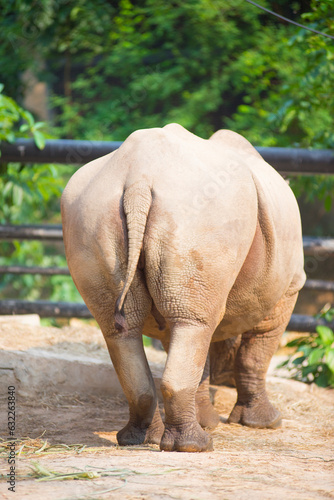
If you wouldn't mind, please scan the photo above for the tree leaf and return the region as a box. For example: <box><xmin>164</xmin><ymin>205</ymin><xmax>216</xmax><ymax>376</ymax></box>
<box><xmin>12</xmin><ymin>184</ymin><xmax>23</xmax><ymax>206</ymax></box>
<box><xmin>299</xmin><ymin>345</ymin><xmax>312</xmax><ymax>357</ymax></box>
<box><xmin>314</xmin><ymin>370</ymin><xmax>330</xmax><ymax>388</ymax></box>
<box><xmin>33</xmin><ymin>130</ymin><xmax>46</xmax><ymax>150</ymax></box>
<box><xmin>325</xmin><ymin>349</ymin><xmax>334</xmax><ymax>373</ymax></box>
<box><xmin>3</xmin><ymin>181</ymin><xmax>13</xmax><ymax>197</ymax></box>
<box><xmin>19</xmin><ymin>124</ymin><xmax>29</xmax><ymax>132</ymax></box>
<box><xmin>277</xmin><ymin>359</ymin><xmax>289</xmax><ymax>368</ymax></box>
<box><xmin>308</xmin><ymin>347</ymin><xmax>325</xmax><ymax>365</ymax></box>
<box><xmin>316</xmin><ymin>326</ymin><xmax>334</xmax><ymax>346</ymax></box>
<box><xmin>301</xmin><ymin>365</ymin><xmax>316</xmax><ymax>377</ymax></box>
<box><xmin>33</xmin><ymin>121</ymin><xmax>45</xmax><ymax>130</ymax></box>
<box><xmin>5</xmin><ymin>131</ymin><xmax>15</xmax><ymax>143</ymax></box>
<box><xmin>21</xmin><ymin>110</ymin><xmax>34</xmax><ymax>127</ymax></box>
<box><xmin>286</xmin><ymin>336</ymin><xmax>309</xmax><ymax>347</ymax></box>
<box><xmin>292</xmin><ymin>355</ymin><xmax>305</xmax><ymax>366</ymax></box>
<box><xmin>324</xmin><ymin>310</ymin><xmax>334</xmax><ymax>322</ymax></box>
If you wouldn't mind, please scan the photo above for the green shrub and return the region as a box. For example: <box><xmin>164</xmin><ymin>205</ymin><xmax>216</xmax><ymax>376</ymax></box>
<box><xmin>0</xmin><ymin>85</ymin><xmax>81</xmax><ymax>306</ymax></box>
<box><xmin>280</xmin><ymin>308</ymin><xmax>334</xmax><ymax>388</ymax></box>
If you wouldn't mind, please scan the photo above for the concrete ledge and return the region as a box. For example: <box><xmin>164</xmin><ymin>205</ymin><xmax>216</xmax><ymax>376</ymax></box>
<box><xmin>0</xmin><ymin>348</ymin><xmax>164</xmax><ymax>398</ymax></box>
<box><xmin>0</xmin><ymin>314</ymin><xmax>40</xmax><ymax>326</ymax></box>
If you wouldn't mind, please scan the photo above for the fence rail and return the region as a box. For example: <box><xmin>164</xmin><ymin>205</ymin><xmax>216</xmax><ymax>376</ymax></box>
<box><xmin>0</xmin><ymin>299</ymin><xmax>333</xmax><ymax>333</ymax></box>
<box><xmin>0</xmin><ymin>224</ymin><xmax>63</xmax><ymax>241</ymax></box>
<box><xmin>0</xmin><ymin>265</ymin><xmax>333</xmax><ymax>292</ymax></box>
<box><xmin>0</xmin><ymin>266</ymin><xmax>70</xmax><ymax>276</ymax></box>
<box><xmin>1</xmin><ymin>225</ymin><xmax>334</xmax><ymax>290</ymax></box>
<box><xmin>1</xmin><ymin>225</ymin><xmax>334</xmax><ymax>254</ymax></box>
<box><xmin>1</xmin><ymin>138</ymin><xmax>334</xmax><ymax>174</ymax></box>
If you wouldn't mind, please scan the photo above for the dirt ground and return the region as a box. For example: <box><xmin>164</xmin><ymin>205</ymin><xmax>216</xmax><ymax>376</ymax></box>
<box><xmin>0</xmin><ymin>321</ymin><xmax>333</xmax><ymax>499</ymax></box>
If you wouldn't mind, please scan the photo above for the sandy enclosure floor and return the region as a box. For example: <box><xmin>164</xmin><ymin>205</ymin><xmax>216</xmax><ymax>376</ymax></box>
<box><xmin>0</xmin><ymin>321</ymin><xmax>333</xmax><ymax>499</ymax></box>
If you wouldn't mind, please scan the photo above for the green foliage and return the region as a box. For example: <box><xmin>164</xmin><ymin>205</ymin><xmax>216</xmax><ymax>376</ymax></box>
<box><xmin>0</xmin><ymin>83</ymin><xmax>45</xmax><ymax>149</ymax></box>
<box><xmin>280</xmin><ymin>307</ymin><xmax>334</xmax><ymax>387</ymax></box>
<box><xmin>0</xmin><ymin>0</ymin><xmax>309</xmax><ymax>140</ymax></box>
<box><xmin>282</xmin><ymin>0</ymin><xmax>334</xmax><ymax>149</ymax></box>
<box><xmin>0</xmin><ymin>0</ymin><xmax>334</xmax><ymax>307</ymax></box>
<box><xmin>0</xmin><ymin>84</ymin><xmax>68</xmax><ymax>225</ymax></box>
<box><xmin>273</xmin><ymin>0</ymin><xmax>334</xmax><ymax>211</ymax></box>
<box><xmin>288</xmin><ymin>175</ymin><xmax>334</xmax><ymax>213</ymax></box>
<box><xmin>43</xmin><ymin>0</ymin><xmax>267</xmax><ymax>139</ymax></box>
<box><xmin>1</xmin><ymin>0</ymin><xmax>330</xmax><ymax>145</ymax></box>
<box><xmin>0</xmin><ymin>86</ymin><xmax>81</xmax><ymax>304</ymax></box>
<box><xmin>222</xmin><ymin>2</ymin><xmax>334</xmax><ymax>210</ymax></box>
<box><xmin>31</xmin><ymin>0</ymin><xmax>334</xmax><ymax>210</ymax></box>
<box><xmin>0</xmin><ymin>163</ymin><xmax>64</xmax><ymax>224</ymax></box>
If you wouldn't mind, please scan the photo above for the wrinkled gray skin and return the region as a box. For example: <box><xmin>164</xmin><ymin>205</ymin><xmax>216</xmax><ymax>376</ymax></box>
<box><xmin>61</xmin><ymin>124</ymin><xmax>305</xmax><ymax>452</ymax></box>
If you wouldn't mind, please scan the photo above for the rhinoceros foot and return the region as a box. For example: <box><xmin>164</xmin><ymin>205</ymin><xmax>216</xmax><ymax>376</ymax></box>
<box><xmin>117</xmin><ymin>418</ymin><xmax>164</xmax><ymax>446</ymax></box>
<box><xmin>160</xmin><ymin>422</ymin><xmax>213</xmax><ymax>452</ymax></box>
<box><xmin>196</xmin><ymin>401</ymin><xmax>220</xmax><ymax>430</ymax></box>
<box><xmin>227</xmin><ymin>391</ymin><xmax>282</xmax><ymax>429</ymax></box>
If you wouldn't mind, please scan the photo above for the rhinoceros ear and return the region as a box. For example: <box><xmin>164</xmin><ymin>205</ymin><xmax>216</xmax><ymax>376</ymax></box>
<box><xmin>115</xmin><ymin>299</ymin><xmax>128</xmax><ymax>333</ymax></box>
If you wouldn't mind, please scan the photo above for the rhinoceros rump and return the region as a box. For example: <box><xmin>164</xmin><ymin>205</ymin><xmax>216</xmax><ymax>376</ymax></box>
<box><xmin>61</xmin><ymin>124</ymin><xmax>305</xmax><ymax>452</ymax></box>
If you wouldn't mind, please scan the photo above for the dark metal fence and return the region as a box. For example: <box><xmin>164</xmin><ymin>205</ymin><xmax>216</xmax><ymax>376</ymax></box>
<box><xmin>1</xmin><ymin>139</ymin><xmax>334</xmax><ymax>331</ymax></box>
<box><xmin>2</xmin><ymin>138</ymin><xmax>334</xmax><ymax>174</ymax></box>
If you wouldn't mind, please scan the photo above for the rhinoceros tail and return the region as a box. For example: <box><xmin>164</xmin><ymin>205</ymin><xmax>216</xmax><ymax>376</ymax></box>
<box><xmin>115</xmin><ymin>182</ymin><xmax>152</xmax><ymax>333</ymax></box>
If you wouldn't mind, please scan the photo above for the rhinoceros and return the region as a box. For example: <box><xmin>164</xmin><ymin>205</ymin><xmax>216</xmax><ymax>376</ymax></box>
<box><xmin>61</xmin><ymin>123</ymin><xmax>305</xmax><ymax>452</ymax></box>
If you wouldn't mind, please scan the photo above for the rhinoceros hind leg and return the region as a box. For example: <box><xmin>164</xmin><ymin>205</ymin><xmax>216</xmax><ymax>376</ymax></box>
<box><xmin>228</xmin><ymin>388</ymin><xmax>282</xmax><ymax>429</ymax></box>
<box><xmin>195</xmin><ymin>355</ymin><xmax>220</xmax><ymax>429</ymax></box>
<box><xmin>76</xmin><ymin>267</ymin><xmax>165</xmax><ymax>446</ymax></box>
<box><xmin>228</xmin><ymin>291</ymin><xmax>298</xmax><ymax>429</ymax></box>
<box><xmin>162</xmin><ymin>341</ymin><xmax>219</xmax><ymax>431</ymax></box>
<box><xmin>104</xmin><ymin>327</ymin><xmax>165</xmax><ymax>446</ymax></box>
<box><xmin>227</xmin><ymin>323</ymin><xmax>283</xmax><ymax>429</ymax></box>
<box><xmin>160</xmin><ymin>324</ymin><xmax>214</xmax><ymax>452</ymax></box>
